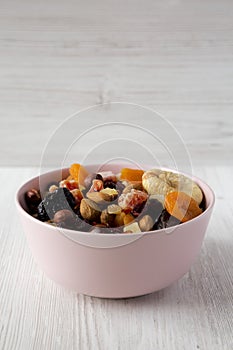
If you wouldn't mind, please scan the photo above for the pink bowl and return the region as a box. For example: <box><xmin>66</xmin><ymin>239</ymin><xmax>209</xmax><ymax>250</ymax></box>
<box><xmin>16</xmin><ymin>164</ymin><xmax>215</xmax><ymax>298</ymax></box>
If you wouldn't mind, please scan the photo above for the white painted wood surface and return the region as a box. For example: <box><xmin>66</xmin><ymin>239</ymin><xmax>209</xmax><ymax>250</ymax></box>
<box><xmin>0</xmin><ymin>166</ymin><xmax>233</xmax><ymax>350</ymax></box>
<box><xmin>0</xmin><ymin>0</ymin><xmax>233</xmax><ymax>166</ymax></box>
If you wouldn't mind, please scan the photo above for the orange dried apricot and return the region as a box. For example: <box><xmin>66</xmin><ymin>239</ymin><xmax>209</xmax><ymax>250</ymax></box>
<box><xmin>69</xmin><ymin>163</ymin><xmax>89</xmax><ymax>187</ymax></box>
<box><xmin>164</xmin><ymin>191</ymin><xmax>202</xmax><ymax>223</ymax></box>
<box><xmin>120</xmin><ymin>168</ymin><xmax>144</xmax><ymax>182</ymax></box>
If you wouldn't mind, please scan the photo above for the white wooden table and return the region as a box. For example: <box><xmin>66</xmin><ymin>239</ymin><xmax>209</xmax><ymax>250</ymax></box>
<box><xmin>0</xmin><ymin>166</ymin><xmax>232</xmax><ymax>350</ymax></box>
<box><xmin>1</xmin><ymin>0</ymin><xmax>233</xmax><ymax>348</ymax></box>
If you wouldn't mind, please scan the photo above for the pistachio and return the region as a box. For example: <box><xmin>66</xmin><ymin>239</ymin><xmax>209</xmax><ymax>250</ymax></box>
<box><xmin>53</xmin><ymin>209</ymin><xmax>74</xmax><ymax>224</ymax></box>
<box><xmin>139</xmin><ymin>215</ymin><xmax>154</xmax><ymax>232</ymax></box>
<box><xmin>123</xmin><ymin>222</ymin><xmax>141</xmax><ymax>233</ymax></box>
<box><xmin>80</xmin><ymin>198</ymin><xmax>101</xmax><ymax>221</ymax></box>
<box><xmin>100</xmin><ymin>188</ymin><xmax>118</xmax><ymax>201</ymax></box>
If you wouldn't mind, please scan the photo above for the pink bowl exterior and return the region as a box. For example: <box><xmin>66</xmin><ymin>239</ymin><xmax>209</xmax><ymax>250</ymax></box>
<box><xmin>16</xmin><ymin>165</ymin><xmax>215</xmax><ymax>298</ymax></box>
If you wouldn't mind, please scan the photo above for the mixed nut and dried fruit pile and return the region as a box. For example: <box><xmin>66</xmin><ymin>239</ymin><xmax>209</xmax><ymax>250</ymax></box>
<box><xmin>25</xmin><ymin>164</ymin><xmax>205</xmax><ymax>234</ymax></box>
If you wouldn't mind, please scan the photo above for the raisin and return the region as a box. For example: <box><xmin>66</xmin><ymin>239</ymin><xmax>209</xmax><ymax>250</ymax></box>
<box><xmin>104</xmin><ymin>180</ymin><xmax>116</xmax><ymax>189</ymax></box>
<box><xmin>155</xmin><ymin>209</ymin><xmax>180</xmax><ymax>230</ymax></box>
<box><xmin>37</xmin><ymin>187</ymin><xmax>76</xmax><ymax>221</ymax></box>
<box><xmin>96</xmin><ymin>173</ymin><xmax>104</xmax><ymax>182</ymax></box>
<box><xmin>25</xmin><ymin>189</ymin><xmax>41</xmax><ymax>214</ymax></box>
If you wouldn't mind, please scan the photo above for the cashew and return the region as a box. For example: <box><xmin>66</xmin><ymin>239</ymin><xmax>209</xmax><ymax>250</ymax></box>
<box><xmin>139</xmin><ymin>215</ymin><xmax>154</xmax><ymax>232</ymax></box>
<box><xmin>142</xmin><ymin>169</ymin><xmax>203</xmax><ymax>205</ymax></box>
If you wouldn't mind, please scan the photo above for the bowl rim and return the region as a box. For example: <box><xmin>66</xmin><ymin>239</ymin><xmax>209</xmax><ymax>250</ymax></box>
<box><xmin>15</xmin><ymin>165</ymin><xmax>215</xmax><ymax>238</ymax></box>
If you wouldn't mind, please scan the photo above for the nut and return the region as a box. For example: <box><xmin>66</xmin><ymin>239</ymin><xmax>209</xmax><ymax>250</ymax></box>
<box><xmin>142</xmin><ymin>169</ymin><xmax>203</xmax><ymax>205</ymax></box>
<box><xmin>100</xmin><ymin>188</ymin><xmax>118</xmax><ymax>201</ymax></box>
<box><xmin>100</xmin><ymin>210</ymin><xmax>115</xmax><ymax>226</ymax></box>
<box><xmin>123</xmin><ymin>182</ymin><xmax>143</xmax><ymax>194</ymax></box>
<box><xmin>107</xmin><ymin>204</ymin><xmax>122</xmax><ymax>215</ymax></box>
<box><xmin>86</xmin><ymin>191</ymin><xmax>104</xmax><ymax>203</ymax></box>
<box><xmin>123</xmin><ymin>222</ymin><xmax>141</xmax><ymax>233</ymax></box>
<box><xmin>53</xmin><ymin>209</ymin><xmax>74</xmax><ymax>224</ymax></box>
<box><xmin>25</xmin><ymin>189</ymin><xmax>41</xmax><ymax>213</ymax></box>
<box><xmin>49</xmin><ymin>185</ymin><xmax>59</xmax><ymax>193</ymax></box>
<box><xmin>80</xmin><ymin>198</ymin><xmax>101</xmax><ymax>221</ymax></box>
<box><xmin>139</xmin><ymin>215</ymin><xmax>154</xmax><ymax>232</ymax></box>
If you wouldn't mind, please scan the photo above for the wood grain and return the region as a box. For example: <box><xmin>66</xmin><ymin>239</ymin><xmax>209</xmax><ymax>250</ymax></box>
<box><xmin>0</xmin><ymin>0</ymin><xmax>233</xmax><ymax>166</ymax></box>
<box><xmin>0</xmin><ymin>166</ymin><xmax>233</xmax><ymax>350</ymax></box>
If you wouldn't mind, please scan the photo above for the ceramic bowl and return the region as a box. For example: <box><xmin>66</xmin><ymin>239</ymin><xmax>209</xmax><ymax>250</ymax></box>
<box><xmin>16</xmin><ymin>164</ymin><xmax>215</xmax><ymax>298</ymax></box>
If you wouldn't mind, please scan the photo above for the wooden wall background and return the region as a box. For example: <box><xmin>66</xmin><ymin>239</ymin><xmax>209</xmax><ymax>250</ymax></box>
<box><xmin>0</xmin><ymin>0</ymin><xmax>232</xmax><ymax>167</ymax></box>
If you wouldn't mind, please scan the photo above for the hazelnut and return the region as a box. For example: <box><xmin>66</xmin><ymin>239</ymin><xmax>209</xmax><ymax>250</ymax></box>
<box><xmin>25</xmin><ymin>189</ymin><xmax>41</xmax><ymax>205</ymax></box>
<box><xmin>100</xmin><ymin>210</ymin><xmax>115</xmax><ymax>226</ymax></box>
<box><xmin>139</xmin><ymin>215</ymin><xmax>154</xmax><ymax>232</ymax></box>
<box><xmin>53</xmin><ymin>209</ymin><xmax>74</xmax><ymax>224</ymax></box>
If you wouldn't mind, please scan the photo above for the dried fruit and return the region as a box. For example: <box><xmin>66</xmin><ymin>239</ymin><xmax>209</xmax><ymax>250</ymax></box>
<box><xmin>123</xmin><ymin>213</ymin><xmax>134</xmax><ymax>225</ymax></box>
<box><xmin>59</xmin><ymin>179</ymin><xmax>79</xmax><ymax>191</ymax></box>
<box><xmin>139</xmin><ymin>215</ymin><xmax>154</xmax><ymax>232</ymax></box>
<box><xmin>156</xmin><ymin>209</ymin><xmax>180</xmax><ymax>229</ymax></box>
<box><xmin>25</xmin><ymin>189</ymin><xmax>41</xmax><ymax>213</ymax></box>
<box><xmin>69</xmin><ymin>163</ymin><xmax>89</xmax><ymax>186</ymax></box>
<box><xmin>142</xmin><ymin>169</ymin><xmax>203</xmax><ymax>205</ymax></box>
<box><xmin>114</xmin><ymin>212</ymin><xmax>126</xmax><ymax>227</ymax></box>
<box><xmin>118</xmin><ymin>189</ymin><xmax>148</xmax><ymax>211</ymax></box>
<box><xmin>70</xmin><ymin>189</ymin><xmax>83</xmax><ymax>205</ymax></box>
<box><xmin>89</xmin><ymin>179</ymin><xmax>104</xmax><ymax>192</ymax></box>
<box><xmin>165</xmin><ymin>191</ymin><xmax>203</xmax><ymax>223</ymax></box>
<box><xmin>120</xmin><ymin>168</ymin><xmax>144</xmax><ymax>182</ymax></box>
<box><xmin>80</xmin><ymin>198</ymin><xmax>101</xmax><ymax>221</ymax></box>
<box><xmin>37</xmin><ymin>188</ymin><xmax>76</xmax><ymax>221</ymax></box>
<box><xmin>139</xmin><ymin>197</ymin><xmax>163</xmax><ymax>225</ymax></box>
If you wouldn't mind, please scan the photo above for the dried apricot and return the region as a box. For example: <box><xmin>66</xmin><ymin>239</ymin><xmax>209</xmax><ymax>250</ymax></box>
<box><xmin>164</xmin><ymin>191</ymin><xmax>202</xmax><ymax>223</ymax></box>
<box><xmin>120</xmin><ymin>168</ymin><xmax>144</xmax><ymax>182</ymax></box>
<box><xmin>69</xmin><ymin>163</ymin><xmax>89</xmax><ymax>187</ymax></box>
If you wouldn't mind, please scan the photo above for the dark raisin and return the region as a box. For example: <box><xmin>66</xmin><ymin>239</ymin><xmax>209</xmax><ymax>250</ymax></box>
<box><xmin>137</xmin><ymin>198</ymin><xmax>163</xmax><ymax>226</ymax></box>
<box><xmin>155</xmin><ymin>209</ymin><xmax>180</xmax><ymax>230</ymax></box>
<box><xmin>131</xmin><ymin>201</ymin><xmax>146</xmax><ymax>217</ymax></box>
<box><xmin>104</xmin><ymin>181</ymin><xmax>116</xmax><ymax>189</ymax></box>
<box><xmin>37</xmin><ymin>187</ymin><xmax>76</xmax><ymax>221</ymax></box>
<box><xmin>96</xmin><ymin>173</ymin><xmax>104</xmax><ymax>182</ymax></box>
<box><xmin>25</xmin><ymin>189</ymin><xmax>41</xmax><ymax>214</ymax></box>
